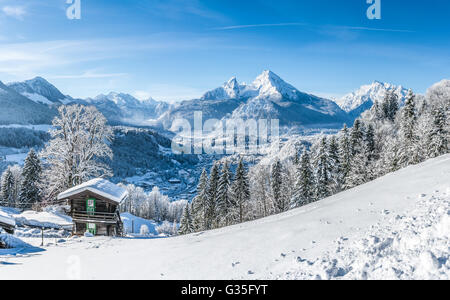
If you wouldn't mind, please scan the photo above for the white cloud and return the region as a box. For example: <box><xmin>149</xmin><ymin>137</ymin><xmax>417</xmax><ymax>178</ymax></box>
<box><xmin>2</xmin><ymin>6</ymin><xmax>26</xmax><ymax>20</ymax></box>
<box><xmin>214</xmin><ymin>23</ymin><xmax>414</xmax><ymax>34</ymax></box>
<box><xmin>49</xmin><ymin>71</ymin><xmax>128</xmax><ymax>79</ymax></box>
<box><xmin>133</xmin><ymin>91</ymin><xmax>153</xmax><ymax>101</ymax></box>
<box><xmin>136</xmin><ymin>84</ymin><xmax>204</xmax><ymax>103</ymax></box>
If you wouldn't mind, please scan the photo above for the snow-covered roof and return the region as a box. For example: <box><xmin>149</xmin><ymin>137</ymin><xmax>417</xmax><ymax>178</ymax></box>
<box><xmin>57</xmin><ymin>178</ymin><xmax>128</xmax><ymax>204</ymax></box>
<box><xmin>0</xmin><ymin>210</ymin><xmax>16</xmax><ymax>227</ymax></box>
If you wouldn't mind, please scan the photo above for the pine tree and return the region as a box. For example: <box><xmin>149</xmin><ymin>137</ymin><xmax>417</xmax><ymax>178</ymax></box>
<box><xmin>382</xmin><ymin>91</ymin><xmax>399</xmax><ymax>122</ymax></box>
<box><xmin>217</xmin><ymin>162</ymin><xmax>233</xmax><ymax>226</ymax></box>
<box><xmin>328</xmin><ymin>136</ymin><xmax>341</xmax><ymax>193</ymax></box>
<box><xmin>231</xmin><ymin>158</ymin><xmax>250</xmax><ymax>223</ymax></box>
<box><xmin>388</xmin><ymin>92</ymin><xmax>399</xmax><ymax>122</ymax></box>
<box><xmin>271</xmin><ymin>160</ymin><xmax>286</xmax><ymax>213</ymax></box>
<box><xmin>292</xmin><ymin>150</ymin><xmax>315</xmax><ymax>207</ymax></box>
<box><xmin>293</xmin><ymin>151</ymin><xmax>300</xmax><ymax>165</ymax></box>
<box><xmin>19</xmin><ymin>149</ymin><xmax>42</xmax><ymax>210</ymax></box>
<box><xmin>206</xmin><ymin>163</ymin><xmax>220</xmax><ymax>229</ymax></box>
<box><xmin>315</xmin><ymin>137</ymin><xmax>331</xmax><ymax>200</ymax></box>
<box><xmin>399</xmin><ymin>89</ymin><xmax>418</xmax><ymax>166</ymax></box>
<box><xmin>365</xmin><ymin>124</ymin><xmax>376</xmax><ymax>161</ymax></box>
<box><xmin>427</xmin><ymin>106</ymin><xmax>448</xmax><ymax>158</ymax></box>
<box><xmin>339</xmin><ymin>124</ymin><xmax>352</xmax><ymax>188</ymax></box>
<box><xmin>372</xmin><ymin>100</ymin><xmax>382</xmax><ymax>120</ymax></box>
<box><xmin>387</xmin><ymin>139</ymin><xmax>402</xmax><ymax>173</ymax></box>
<box><xmin>192</xmin><ymin>168</ymin><xmax>208</xmax><ymax>231</ymax></box>
<box><xmin>351</xmin><ymin>119</ymin><xmax>364</xmax><ymax>156</ymax></box>
<box><xmin>178</xmin><ymin>204</ymin><xmax>194</xmax><ymax>235</ymax></box>
<box><xmin>346</xmin><ymin>145</ymin><xmax>370</xmax><ymax>188</ymax></box>
<box><xmin>1</xmin><ymin>168</ymin><xmax>14</xmax><ymax>207</ymax></box>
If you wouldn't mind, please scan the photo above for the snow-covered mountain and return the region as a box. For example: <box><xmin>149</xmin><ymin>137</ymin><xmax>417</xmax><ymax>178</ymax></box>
<box><xmin>201</xmin><ymin>77</ymin><xmax>242</xmax><ymax>100</ymax></box>
<box><xmin>0</xmin><ymin>80</ymin><xmax>56</xmax><ymax>125</ymax></box>
<box><xmin>336</xmin><ymin>81</ymin><xmax>409</xmax><ymax>117</ymax></box>
<box><xmin>7</xmin><ymin>77</ymin><xmax>74</xmax><ymax>105</ymax></box>
<box><xmin>85</xmin><ymin>92</ymin><xmax>170</xmax><ymax>125</ymax></box>
<box><xmin>0</xmin><ymin>74</ymin><xmax>419</xmax><ymax>128</ymax></box>
<box><xmin>160</xmin><ymin>70</ymin><xmax>350</xmax><ymax>128</ymax></box>
<box><xmin>2</xmin><ymin>76</ymin><xmax>170</xmax><ymax>126</ymax></box>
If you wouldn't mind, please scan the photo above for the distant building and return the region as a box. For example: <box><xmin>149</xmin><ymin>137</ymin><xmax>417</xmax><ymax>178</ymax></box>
<box><xmin>168</xmin><ymin>178</ymin><xmax>182</xmax><ymax>184</ymax></box>
<box><xmin>57</xmin><ymin>178</ymin><xmax>128</xmax><ymax>236</ymax></box>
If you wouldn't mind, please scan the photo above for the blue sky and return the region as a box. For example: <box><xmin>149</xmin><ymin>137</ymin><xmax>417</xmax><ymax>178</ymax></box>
<box><xmin>0</xmin><ymin>0</ymin><xmax>449</xmax><ymax>102</ymax></box>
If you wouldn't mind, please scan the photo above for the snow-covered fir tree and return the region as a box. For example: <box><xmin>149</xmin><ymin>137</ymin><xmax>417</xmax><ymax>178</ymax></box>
<box><xmin>271</xmin><ymin>160</ymin><xmax>287</xmax><ymax>213</ymax></box>
<box><xmin>19</xmin><ymin>149</ymin><xmax>42</xmax><ymax>210</ymax></box>
<box><xmin>192</xmin><ymin>168</ymin><xmax>209</xmax><ymax>231</ymax></box>
<box><xmin>427</xmin><ymin>106</ymin><xmax>448</xmax><ymax>158</ymax></box>
<box><xmin>346</xmin><ymin>143</ymin><xmax>370</xmax><ymax>188</ymax></box>
<box><xmin>1</xmin><ymin>168</ymin><xmax>14</xmax><ymax>206</ymax></box>
<box><xmin>315</xmin><ymin>137</ymin><xmax>331</xmax><ymax>200</ymax></box>
<box><xmin>231</xmin><ymin>158</ymin><xmax>250</xmax><ymax>223</ymax></box>
<box><xmin>293</xmin><ymin>151</ymin><xmax>300</xmax><ymax>165</ymax></box>
<box><xmin>338</xmin><ymin>124</ymin><xmax>352</xmax><ymax>188</ymax></box>
<box><xmin>382</xmin><ymin>91</ymin><xmax>399</xmax><ymax>122</ymax></box>
<box><xmin>350</xmin><ymin>119</ymin><xmax>364</xmax><ymax>156</ymax></box>
<box><xmin>292</xmin><ymin>150</ymin><xmax>315</xmax><ymax>207</ymax></box>
<box><xmin>217</xmin><ymin>162</ymin><xmax>233</xmax><ymax>226</ymax></box>
<box><xmin>364</xmin><ymin>124</ymin><xmax>376</xmax><ymax>161</ymax></box>
<box><xmin>178</xmin><ymin>204</ymin><xmax>194</xmax><ymax>235</ymax></box>
<box><xmin>1</xmin><ymin>165</ymin><xmax>22</xmax><ymax>207</ymax></box>
<box><xmin>327</xmin><ymin>136</ymin><xmax>341</xmax><ymax>193</ymax></box>
<box><xmin>206</xmin><ymin>163</ymin><xmax>220</xmax><ymax>229</ymax></box>
<box><xmin>399</xmin><ymin>89</ymin><xmax>418</xmax><ymax>166</ymax></box>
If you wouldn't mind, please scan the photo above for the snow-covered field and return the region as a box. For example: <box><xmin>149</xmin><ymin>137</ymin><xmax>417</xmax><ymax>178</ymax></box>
<box><xmin>0</xmin><ymin>155</ymin><xmax>448</xmax><ymax>280</ymax></box>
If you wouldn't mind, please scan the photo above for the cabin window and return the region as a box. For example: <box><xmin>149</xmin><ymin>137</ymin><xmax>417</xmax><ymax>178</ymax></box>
<box><xmin>87</xmin><ymin>198</ymin><xmax>96</xmax><ymax>215</ymax></box>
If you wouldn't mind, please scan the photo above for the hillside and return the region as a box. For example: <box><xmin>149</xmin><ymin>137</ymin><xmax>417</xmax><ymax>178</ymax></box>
<box><xmin>109</xmin><ymin>126</ymin><xmax>200</xmax><ymax>199</ymax></box>
<box><xmin>7</xmin><ymin>77</ymin><xmax>73</xmax><ymax>105</ymax></box>
<box><xmin>0</xmin><ymin>81</ymin><xmax>56</xmax><ymax>125</ymax></box>
<box><xmin>1</xmin><ymin>155</ymin><xmax>448</xmax><ymax>279</ymax></box>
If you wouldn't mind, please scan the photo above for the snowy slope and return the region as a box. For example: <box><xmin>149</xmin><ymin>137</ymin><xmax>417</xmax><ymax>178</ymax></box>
<box><xmin>336</xmin><ymin>81</ymin><xmax>409</xmax><ymax>117</ymax></box>
<box><xmin>276</xmin><ymin>190</ymin><xmax>449</xmax><ymax>280</ymax></box>
<box><xmin>1</xmin><ymin>155</ymin><xmax>448</xmax><ymax>279</ymax></box>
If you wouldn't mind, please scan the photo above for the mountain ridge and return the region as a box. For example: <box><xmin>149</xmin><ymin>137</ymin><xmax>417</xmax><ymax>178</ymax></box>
<box><xmin>0</xmin><ymin>72</ymin><xmax>422</xmax><ymax>128</ymax></box>
<box><xmin>162</xmin><ymin>70</ymin><xmax>350</xmax><ymax>128</ymax></box>
<box><xmin>336</xmin><ymin>81</ymin><xmax>409</xmax><ymax>117</ymax></box>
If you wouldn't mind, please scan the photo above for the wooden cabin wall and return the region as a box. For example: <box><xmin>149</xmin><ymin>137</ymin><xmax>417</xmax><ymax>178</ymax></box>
<box><xmin>64</xmin><ymin>190</ymin><xmax>122</xmax><ymax>236</ymax></box>
<box><xmin>74</xmin><ymin>223</ymin><xmax>112</xmax><ymax>236</ymax></box>
<box><xmin>74</xmin><ymin>222</ymin><xmax>86</xmax><ymax>235</ymax></box>
<box><xmin>68</xmin><ymin>191</ymin><xmax>118</xmax><ymax>213</ymax></box>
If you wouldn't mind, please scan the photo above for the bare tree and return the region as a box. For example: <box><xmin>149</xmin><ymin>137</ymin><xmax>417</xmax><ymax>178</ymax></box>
<box><xmin>40</xmin><ymin>105</ymin><xmax>113</xmax><ymax>201</ymax></box>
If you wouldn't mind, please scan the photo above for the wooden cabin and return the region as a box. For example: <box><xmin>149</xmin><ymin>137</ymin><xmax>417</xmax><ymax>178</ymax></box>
<box><xmin>57</xmin><ymin>178</ymin><xmax>128</xmax><ymax>236</ymax></box>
